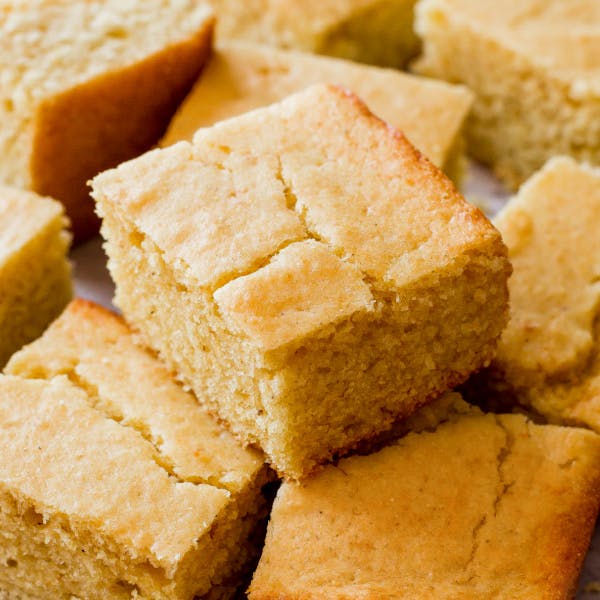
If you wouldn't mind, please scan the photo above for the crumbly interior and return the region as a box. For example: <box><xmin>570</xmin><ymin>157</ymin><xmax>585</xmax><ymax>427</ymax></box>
<box><xmin>415</xmin><ymin>0</ymin><xmax>600</xmax><ymax>188</ymax></box>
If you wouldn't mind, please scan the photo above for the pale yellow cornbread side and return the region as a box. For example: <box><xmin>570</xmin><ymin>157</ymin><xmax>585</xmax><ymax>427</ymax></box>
<box><xmin>475</xmin><ymin>157</ymin><xmax>600</xmax><ymax>432</ymax></box>
<box><xmin>93</xmin><ymin>84</ymin><xmax>510</xmax><ymax>479</ymax></box>
<box><xmin>249</xmin><ymin>408</ymin><xmax>600</xmax><ymax>599</ymax></box>
<box><xmin>161</xmin><ymin>43</ymin><xmax>473</xmax><ymax>181</ymax></box>
<box><xmin>0</xmin><ymin>0</ymin><xmax>214</xmax><ymax>241</ymax></box>
<box><xmin>415</xmin><ymin>0</ymin><xmax>600</xmax><ymax>188</ymax></box>
<box><xmin>0</xmin><ymin>185</ymin><xmax>71</xmax><ymax>367</ymax></box>
<box><xmin>208</xmin><ymin>0</ymin><xmax>419</xmax><ymax>68</ymax></box>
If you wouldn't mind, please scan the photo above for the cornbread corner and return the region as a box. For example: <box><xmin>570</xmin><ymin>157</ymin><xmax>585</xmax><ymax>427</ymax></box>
<box><xmin>2</xmin><ymin>299</ymin><xmax>270</xmax><ymax>599</ymax></box>
<box><xmin>161</xmin><ymin>42</ymin><xmax>473</xmax><ymax>183</ymax></box>
<box><xmin>249</xmin><ymin>402</ymin><xmax>600</xmax><ymax>598</ymax></box>
<box><xmin>473</xmin><ymin>157</ymin><xmax>600</xmax><ymax>431</ymax></box>
<box><xmin>0</xmin><ymin>0</ymin><xmax>214</xmax><ymax>242</ymax></box>
<box><xmin>92</xmin><ymin>84</ymin><xmax>510</xmax><ymax>479</ymax></box>
<box><xmin>0</xmin><ymin>185</ymin><xmax>71</xmax><ymax>368</ymax></box>
<box><xmin>209</xmin><ymin>0</ymin><xmax>419</xmax><ymax>68</ymax></box>
<box><xmin>414</xmin><ymin>0</ymin><xmax>600</xmax><ymax>188</ymax></box>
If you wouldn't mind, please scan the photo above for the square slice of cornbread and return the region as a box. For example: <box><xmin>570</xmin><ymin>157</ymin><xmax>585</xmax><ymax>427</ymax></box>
<box><xmin>161</xmin><ymin>43</ymin><xmax>473</xmax><ymax>182</ymax></box>
<box><xmin>92</xmin><ymin>84</ymin><xmax>510</xmax><ymax>479</ymax></box>
<box><xmin>472</xmin><ymin>157</ymin><xmax>600</xmax><ymax>431</ymax></box>
<box><xmin>209</xmin><ymin>0</ymin><xmax>419</xmax><ymax>68</ymax></box>
<box><xmin>0</xmin><ymin>185</ymin><xmax>71</xmax><ymax>368</ymax></box>
<box><xmin>249</xmin><ymin>402</ymin><xmax>600</xmax><ymax>598</ymax></box>
<box><xmin>2</xmin><ymin>299</ymin><xmax>270</xmax><ymax>599</ymax></box>
<box><xmin>0</xmin><ymin>0</ymin><xmax>214</xmax><ymax>241</ymax></box>
<box><xmin>415</xmin><ymin>0</ymin><xmax>600</xmax><ymax>188</ymax></box>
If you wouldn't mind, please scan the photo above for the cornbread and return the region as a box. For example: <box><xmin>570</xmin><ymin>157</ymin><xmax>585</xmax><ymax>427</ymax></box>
<box><xmin>161</xmin><ymin>43</ymin><xmax>473</xmax><ymax>182</ymax></box>
<box><xmin>209</xmin><ymin>0</ymin><xmax>419</xmax><ymax>68</ymax></box>
<box><xmin>0</xmin><ymin>0</ymin><xmax>214</xmax><ymax>241</ymax></box>
<box><xmin>92</xmin><ymin>84</ymin><xmax>510</xmax><ymax>480</ymax></box>
<box><xmin>414</xmin><ymin>0</ymin><xmax>600</xmax><ymax>188</ymax></box>
<box><xmin>249</xmin><ymin>404</ymin><xmax>600</xmax><ymax>598</ymax></box>
<box><xmin>2</xmin><ymin>299</ymin><xmax>269</xmax><ymax>599</ymax></box>
<box><xmin>475</xmin><ymin>157</ymin><xmax>600</xmax><ymax>432</ymax></box>
<box><xmin>0</xmin><ymin>185</ymin><xmax>71</xmax><ymax>368</ymax></box>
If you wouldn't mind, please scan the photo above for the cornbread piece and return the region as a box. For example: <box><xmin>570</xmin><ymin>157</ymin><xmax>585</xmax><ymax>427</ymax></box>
<box><xmin>474</xmin><ymin>157</ymin><xmax>600</xmax><ymax>432</ymax></box>
<box><xmin>249</xmin><ymin>407</ymin><xmax>600</xmax><ymax>598</ymax></box>
<box><xmin>414</xmin><ymin>0</ymin><xmax>600</xmax><ymax>188</ymax></box>
<box><xmin>2</xmin><ymin>300</ymin><xmax>270</xmax><ymax>599</ymax></box>
<box><xmin>161</xmin><ymin>43</ymin><xmax>473</xmax><ymax>182</ymax></box>
<box><xmin>92</xmin><ymin>84</ymin><xmax>510</xmax><ymax>479</ymax></box>
<box><xmin>209</xmin><ymin>0</ymin><xmax>419</xmax><ymax>68</ymax></box>
<box><xmin>0</xmin><ymin>0</ymin><xmax>214</xmax><ymax>241</ymax></box>
<box><xmin>0</xmin><ymin>185</ymin><xmax>71</xmax><ymax>368</ymax></box>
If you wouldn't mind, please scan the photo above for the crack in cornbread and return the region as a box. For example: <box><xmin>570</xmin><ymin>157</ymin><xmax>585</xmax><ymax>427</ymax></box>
<box><xmin>93</xmin><ymin>84</ymin><xmax>510</xmax><ymax>479</ymax></box>
<box><xmin>249</xmin><ymin>402</ymin><xmax>600</xmax><ymax>598</ymax></box>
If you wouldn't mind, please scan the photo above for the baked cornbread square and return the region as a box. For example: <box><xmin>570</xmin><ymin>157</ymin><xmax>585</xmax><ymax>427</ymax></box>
<box><xmin>473</xmin><ymin>157</ymin><xmax>600</xmax><ymax>431</ymax></box>
<box><xmin>209</xmin><ymin>0</ymin><xmax>419</xmax><ymax>68</ymax></box>
<box><xmin>0</xmin><ymin>185</ymin><xmax>71</xmax><ymax>368</ymax></box>
<box><xmin>161</xmin><ymin>43</ymin><xmax>473</xmax><ymax>182</ymax></box>
<box><xmin>0</xmin><ymin>0</ymin><xmax>214</xmax><ymax>241</ymax></box>
<box><xmin>2</xmin><ymin>300</ymin><xmax>270</xmax><ymax>599</ymax></box>
<box><xmin>92</xmin><ymin>84</ymin><xmax>510</xmax><ymax>479</ymax></box>
<box><xmin>415</xmin><ymin>0</ymin><xmax>600</xmax><ymax>188</ymax></box>
<box><xmin>250</xmin><ymin>404</ymin><xmax>600</xmax><ymax>598</ymax></box>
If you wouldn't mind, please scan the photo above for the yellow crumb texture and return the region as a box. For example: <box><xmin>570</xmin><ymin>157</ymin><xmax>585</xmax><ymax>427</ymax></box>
<box><xmin>0</xmin><ymin>185</ymin><xmax>72</xmax><ymax>367</ymax></box>
<box><xmin>484</xmin><ymin>157</ymin><xmax>600</xmax><ymax>430</ymax></box>
<box><xmin>415</xmin><ymin>0</ymin><xmax>600</xmax><ymax>188</ymax></box>
<box><xmin>208</xmin><ymin>0</ymin><xmax>419</xmax><ymax>68</ymax></box>
<box><xmin>250</xmin><ymin>410</ymin><xmax>600</xmax><ymax>599</ymax></box>
<box><xmin>161</xmin><ymin>42</ymin><xmax>473</xmax><ymax>181</ymax></box>
<box><xmin>93</xmin><ymin>84</ymin><xmax>510</xmax><ymax>479</ymax></box>
<box><xmin>0</xmin><ymin>0</ymin><xmax>214</xmax><ymax>241</ymax></box>
<box><xmin>2</xmin><ymin>300</ymin><xmax>270</xmax><ymax>599</ymax></box>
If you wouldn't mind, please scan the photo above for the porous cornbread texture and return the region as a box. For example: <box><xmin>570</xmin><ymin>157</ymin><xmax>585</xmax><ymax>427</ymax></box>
<box><xmin>0</xmin><ymin>185</ymin><xmax>71</xmax><ymax>368</ymax></box>
<box><xmin>249</xmin><ymin>405</ymin><xmax>600</xmax><ymax>599</ymax></box>
<box><xmin>0</xmin><ymin>0</ymin><xmax>214</xmax><ymax>241</ymax></box>
<box><xmin>414</xmin><ymin>0</ymin><xmax>600</xmax><ymax>189</ymax></box>
<box><xmin>2</xmin><ymin>300</ymin><xmax>270</xmax><ymax>599</ymax></box>
<box><xmin>475</xmin><ymin>158</ymin><xmax>600</xmax><ymax>431</ymax></box>
<box><xmin>93</xmin><ymin>84</ymin><xmax>510</xmax><ymax>480</ymax></box>
<box><xmin>161</xmin><ymin>43</ymin><xmax>473</xmax><ymax>182</ymax></box>
<box><xmin>209</xmin><ymin>0</ymin><xmax>419</xmax><ymax>68</ymax></box>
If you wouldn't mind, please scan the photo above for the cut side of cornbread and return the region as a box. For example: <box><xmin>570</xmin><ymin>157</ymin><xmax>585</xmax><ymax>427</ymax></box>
<box><xmin>161</xmin><ymin>43</ymin><xmax>473</xmax><ymax>182</ymax></box>
<box><xmin>415</xmin><ymin>0</ymin><xmax>600</xmax><ymax>189</ymax></box>
<box><xmin>0</xmin><ymin>0</ymin><xmax>214</xmax><ymax>241</ymax></box>
<box><xmin>209</xmin><ymin>0</ymin><xmax>419</xmax><ymax>68</ymax></box>
<box><xmin>0</xmin><ymin>185</ymin><xmax>71</xmax><ymax>368</ymax></box>
<box><xmin>2</xmin><ymin>300</ymin><xmax>270</xmax><ymax>599</ymax></box>
<box><xmin>93</xmin><ymin>84</ymin><xmax>510</xmax><ymax>480</ymax></box>
<box><xmin>249</xmin><ymin>403</ymin><xmax>600</xmax><ymax>598</ymax></box>
<box><xmin>472</xmin><ymin>157</ymin><xmax>600</xmax><ymax>431</ymax></box>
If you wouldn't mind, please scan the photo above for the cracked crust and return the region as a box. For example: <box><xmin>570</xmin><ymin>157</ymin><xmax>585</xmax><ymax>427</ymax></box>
<box><xmin>249</xmin><ymin>409</ymin><xmax>600</xmax><ymax>599</ymax></box>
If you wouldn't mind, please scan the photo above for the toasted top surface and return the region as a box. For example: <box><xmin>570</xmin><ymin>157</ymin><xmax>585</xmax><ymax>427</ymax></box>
<box><xmin>93</xmin><ymin>85</ymin><xmax>504</xmax><ymax>350</ymax></box>
<box><xmin>161</xmin><ymin>42</ymin><xmax>473</xmax><ymax>169</ymax></box>
<box><xmin>0</xmin><ymin>375</ymin><xmax>228</xmax><ymax>573</ymax></box>
<box><xmin>250</xmin><ymin>411</ymin><xmax>600</xmax><ymax>598</ymax></box>
<box><xmin>419</xmin><ymin>0</ymin><xmax>600</xmax><ymax>95</ymax></box>
<box><xmin>5</xmin><ymin>299</ymin><xmax>265</xmax><ymax>494</ymax></box>
<box><xmin>0</xmin><ymin>185</ymin><xmax>66</xmax><ymax>268</ymax></box>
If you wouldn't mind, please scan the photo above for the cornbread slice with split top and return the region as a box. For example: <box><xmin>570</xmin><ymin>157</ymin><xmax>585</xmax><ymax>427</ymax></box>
<box><xmin>208</xmin><ymin>0</ymin><xmax>419</xmax><ymax>68</ymax></box>
<box><xmin>93</xmin><ymin>84</ymin><xmax>510</xmax><ymax>479</ymax></box>
<box><xmin>415</xmin><ymin>0</ymin><xmax>600</xmax><ymax>188</ymax></box>
<box><xmin>0</xmin><ymin>0</ymin><xmax>214</xmax><ymax>241</ymax></box>
<box><xmin>0</xmin><ymin>185</ymin><xmax>71</xmax><ymax>368</ymax></box>
<box><xmin>471</xmin><ymin>157</ymin><xmax>600</xmax><ymax>431</ymax></box>
<box><xmin>249</xmin><ymin>397</ymin><xmax>600</xmax><ymax>599</ymax></box>
<box><xmin>3</xmin><ymin>299</ymin><xmax>269</xmax><ymax>599</ymax></box>
<box><xmin>161</xmin><ymin>43</ymin><xmax>473</xmax><ymax>183</ymax></box>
